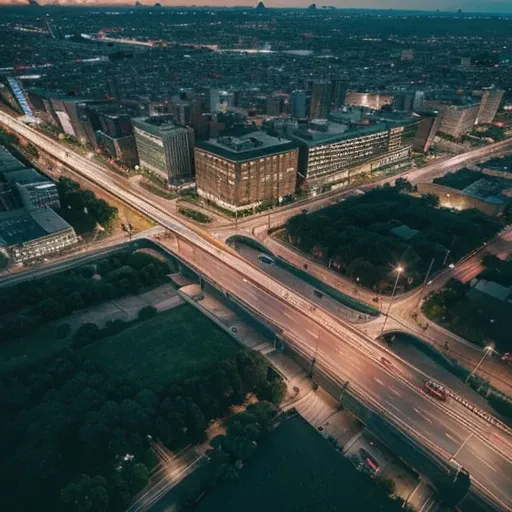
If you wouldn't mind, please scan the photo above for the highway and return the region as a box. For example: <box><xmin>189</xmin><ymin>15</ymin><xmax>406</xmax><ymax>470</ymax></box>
<box><xmin>1</xmin><ymin>111</ymin><xmax>512</xmax><ymax>511</ymax></box>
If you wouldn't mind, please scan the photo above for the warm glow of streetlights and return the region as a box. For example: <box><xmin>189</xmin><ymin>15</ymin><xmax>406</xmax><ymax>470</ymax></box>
<box><xmin>396</xmin><ymin>266</ymin><xmax>404</xmax><ymax>273</ymax></box>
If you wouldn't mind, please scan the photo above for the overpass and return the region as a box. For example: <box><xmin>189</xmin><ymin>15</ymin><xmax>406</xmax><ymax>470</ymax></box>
<box><xmin>1</xmin><ymin>111</ymin><xmax>512</xmax><ymax>511</ymax></box>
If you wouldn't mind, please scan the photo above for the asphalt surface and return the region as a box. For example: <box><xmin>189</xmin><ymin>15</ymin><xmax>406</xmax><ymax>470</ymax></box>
<box><xmin>2</xmin><ymin>111</ymin><xmax>512</xmax><ymax>511</ymax></box>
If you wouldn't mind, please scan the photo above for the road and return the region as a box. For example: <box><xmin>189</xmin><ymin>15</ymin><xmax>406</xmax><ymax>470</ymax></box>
<box><xmin>1</xmin><ymin>111</ymin><xmax>512</xmax><ymax>511</ymax></box>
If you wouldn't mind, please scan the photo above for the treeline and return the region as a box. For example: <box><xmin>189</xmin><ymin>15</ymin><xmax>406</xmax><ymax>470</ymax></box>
<box><xmin>0</xmin><ymin>251</ymin><xmax>170</xmax><ymax>341</ymax></box>
<box><xmin>57</xmin><ymin>177</ymin><xmax>118</xmax><ymax>234</ymax></box>
<box><xmin>285</xmin><ymin>185</ymin><xmax>501</xmax><ymax>291</ymax></box>
<box><xmin>0</xmin><ymin>347</ymin><xmax>284</xmax><ymax>512</ymax></box>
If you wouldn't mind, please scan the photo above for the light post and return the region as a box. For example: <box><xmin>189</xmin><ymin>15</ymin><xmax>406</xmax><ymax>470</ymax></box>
<box><xmin>380</xmin><ymin>265</ymin><xmax>404</xmax><ymax>337</ymax></box>
<box><xmin>416</xmin><ymin>257</ymin><xmax>435</xmax><ymax>309</ymax></box>
<box><xmin>465</xmin><ymin>346</ymin><xmax>493</xmax><ymax>383</ymax></box>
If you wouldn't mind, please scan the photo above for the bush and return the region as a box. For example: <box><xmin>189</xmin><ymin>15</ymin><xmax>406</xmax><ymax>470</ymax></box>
<box><xmin>138</xmin><ymin>306</ymin><xmax>158</xmax><ymax>321</ymax></box>
<box><xmin>55</xmin><ymin>323</ymin><xmax>72</xmax><ymax>340</ymax></box>
<box><xmin>72</xmin><ymin>322</ymin><xmax>101</xmax><ymax>350</ymax></box>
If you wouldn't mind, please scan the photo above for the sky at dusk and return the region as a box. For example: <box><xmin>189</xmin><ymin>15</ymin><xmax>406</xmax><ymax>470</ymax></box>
<box><xmin>0</xmin><ymin>0</ymin><xmax>511</xmax><ymax>13</ymax></box>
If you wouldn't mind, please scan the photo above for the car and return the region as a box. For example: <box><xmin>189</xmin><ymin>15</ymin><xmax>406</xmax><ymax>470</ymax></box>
<box><xmin>257</xmin><ymin>254</ymin><xmax>275</xmax><ymax>265</ymax></box>
<box><xmin>423</xmin><ymin>380</ymin><xmax>447</xmax><ymax>401</ymax></box>
<box><xmin>313</xmin><ymin>289</ymin><xmax>323</xmax><ymax>299</ymax></box>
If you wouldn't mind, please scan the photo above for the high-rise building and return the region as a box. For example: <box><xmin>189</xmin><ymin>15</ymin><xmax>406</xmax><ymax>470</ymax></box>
<box><xmin>266</xmin><ymin>94</ymin><xmax>284</xmax><ymax>116</ymax></box>
<box><xmin>290</xmin><ymin>90</ymin><xmax>307</xmax><ymax>119</ymax></box>
<box><xmin>330</xmin><ymin>79</ymin><xmax>348</xmax><ymax>111</ymax></box>
<box><xmin>195</xmin><ymin>132</ymin><xmax>298</xmax><ymax>211</ymax></box>
<box><xmin>106</xmin><ymin>75</ymin><xmax>121</xmax><ymax>101</ymax></box>
<box><xmin>412</xmin><ymin>111</ymin><xmax>441</xmax><ymax>153</ymax></box>
<box><xmin>435</xmin><ymin>102</ymin><xmax>481</xmax><ymax>139</ymax></box>
<box><xmin>132</xmin><ymin>116</ymin><xmax>194</xmax><ymax>186</ymax></box>
<box><xmin>208</xmin><ymin>89</ymin><xmax>221</xmax><ymax>113</ymax></box>
<box><xmin>476</xmin><ymin>88</ymin><xmax>505</xmax><ymax>125</ymax></box>
<box><xmin>309</xmin><ymin>80</ymin><xmax>331</xmax><ymax>119</ymax></box>
<box><xmin>413</xmin><ymin>91</ymin><xmax>425</xmax><ymax>110</ymax></box>
<box><xmin>393</xmin><ymin>92</ymin><xmax>415</xmax><ymax>112</ymax></box>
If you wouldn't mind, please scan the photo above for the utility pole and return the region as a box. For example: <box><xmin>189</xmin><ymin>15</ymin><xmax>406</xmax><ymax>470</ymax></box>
<box><xmin>465</xmin><ymin>346</ymin><xmax>492</xmax><ymax>383</ymax></box>
<box><xmin>380</xmin><ymin>266</ymin><xmax>404</xmax><ymax>337</ymax></box>
<box><xmin>416</xmin><ymin>257</ymin><xmax>435</xmax><ymax>309</ymax></box>
<box><xmin>339</xmin><ymin>380</ymin><xmax>349</xmax><ymax>403</ymax></box>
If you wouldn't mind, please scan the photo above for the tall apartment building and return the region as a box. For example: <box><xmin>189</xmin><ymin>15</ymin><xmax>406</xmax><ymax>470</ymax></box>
<box><xmin>476</xmin><ymin>88</ymin><xmax>504</xmax><ymax>125</ymax></box>
<box><xmin>132</xmin><ymin>116</ymin><xmax>194</xmax><ymax>186</ymax></box>
<box><xmin>330</xmin><ymin>79</ymin><xmax>348</xmax><ymax>111</ymax></box>
<box><xmin>266</xmin><ymin>94</ymin><xmax>284</xmax><ymax>116</ymax></box>
<box><xmin>309</xmin><ymin>81</ymin><xmax>331</xmax><ymax>119</ymax></box>
<box><xmin>290</xmin><ymin>90</ymin><xmax>307</xmax><ymax>119</ymax></box>
<box><xmin>291</xmin><ymin>118</ymin><xmax>418</xmax><ymax>191</ymax></box>
<box><xmin>195</xmin><ymin>132</ymin><xmax>298</xmax><ymax>211</ymax></box>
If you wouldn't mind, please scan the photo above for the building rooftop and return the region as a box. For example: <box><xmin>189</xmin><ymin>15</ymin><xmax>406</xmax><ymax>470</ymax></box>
<box><xmin>196</xmin><ymin>131</ymin><xmax>297</xmax><ymax>162</ymax></box>
<box><xmin>3</xmin><ymin>168</ymin><xmax>50</xmax><ymax>185</ymax></box>
<box><xmin>0</xmin><ymin>147</ymin><xmax>27</xmax><ymax>174</ymax></box>
<box><xmin>132</xmin><ymin>115</ymin><xmax>184</xmax><ymax>136</ymax></box>
<box><xmin>0</xmin><ymin>207</ymin><xmax>72</xmax><ymax>247</ymax></box>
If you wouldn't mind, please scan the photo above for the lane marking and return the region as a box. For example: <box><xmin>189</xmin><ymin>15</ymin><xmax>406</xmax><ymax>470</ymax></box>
<box><xmin>306</xmin><ymin>329</ymin><xmax>318</xmax><ymax>338</ymax></box>
<box><xmin>467</xmin><ymin>449</ymin><xmax>498</xmax><ymax>473</ymax></box>
<box><xmin>413</xmin><ymin>407</ymin><xmax>433</xmax><ymax>424</ymax></box>
<box><xmin>445</xmin><ymin>432</ymin><xmax>459</xmax><ymax>443</ymax></box>
<box><xmin>385</xmin><ymin>400</ymin><xmax>403</xmax><ymax>415</ymax></box>
<box><xmin>374</xmin><ymin>377</ymin><xmax>385</xmax><ymax>386</ymax></box>
<box><xmin>390</xmin><ymin>388</ymin><xmax>402</xmax><ymax>397</ymax></box>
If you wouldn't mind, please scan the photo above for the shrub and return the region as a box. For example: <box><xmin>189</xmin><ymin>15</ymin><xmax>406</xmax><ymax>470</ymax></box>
<box><xmin>72</xmin><ymin>322</ymin><xmax>101</xmax><ymax>350</ymax></box>
<box><xmin>138</xmin><ymin>306</ymin><xmax>158</xmax><ymax>322</ymax></box>
<box><xmin>55</xmin><ymin>323</ymin><xmax>72</xmax><ymax>340</ymax></box>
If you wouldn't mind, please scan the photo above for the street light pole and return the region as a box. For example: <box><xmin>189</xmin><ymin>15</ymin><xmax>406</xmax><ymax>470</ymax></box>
<box><xmin>416</xmin><ymin>257</ymin><xmax>435</xmax><ymax>309</ymax></box>
<box><xmin>465</xmin><ymin>347</ymin><xmax>492</xmax><ymax>383</ymax></box>
<box><xmin>380</xmin><ymin>266</ymin><xmax>404</xmax><ymax>337</ymax></box>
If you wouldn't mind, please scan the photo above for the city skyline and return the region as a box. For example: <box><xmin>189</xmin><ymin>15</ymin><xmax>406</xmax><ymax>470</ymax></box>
<box><xmin>1</xmin><ymin>0</ymin><xmax>512</xmax><ymax>14</ymax></box>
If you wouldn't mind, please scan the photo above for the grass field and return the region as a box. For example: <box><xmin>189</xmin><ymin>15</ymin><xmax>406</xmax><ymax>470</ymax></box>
<box><xmin>195</xmin><ymin>415</ymin><xmax>402</xmax><ymax>512</ymax></box>
<box><xmin>82</xmin><ymin>303</ymin><xmax>240</xmax><ymax>390</ymax></box>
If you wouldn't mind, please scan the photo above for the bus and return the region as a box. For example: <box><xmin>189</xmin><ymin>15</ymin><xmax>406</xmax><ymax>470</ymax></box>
<box><xmin>423</xmin><ymin>380</ymin><xmax>447</xmax><ymax>401</ymax></box>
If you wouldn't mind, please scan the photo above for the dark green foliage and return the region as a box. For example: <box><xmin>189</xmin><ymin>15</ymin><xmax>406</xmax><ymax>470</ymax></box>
<box><xmin>0</xmin><ymin>251</ymin><xmax>170</xmax><ymax>342</ymax></box>
<box><xmin>0</xmin><ymin>252</ymin><xmax>9</xmax><ymax>270</ymax></box>
<box><xmin>57</xmin><ymin>177</ymin><xmax>118</xmax><ymax>232</ymax></box>
<box><xmin>0</xmin><ymin>346</ymin><xmax>281</xmax><ymax>512</ymax></box>
<box><xmin>137</xmin><ymin>306</ymin><xmax>158</xmax><ymax>321</ymax></box>
<box><xmin>423</xmin><ymin>279</ymin><xmax>510</xmax><ymax>352</ymax></box>
<box><xmin>285</xmin><ymin>187</ymin><xmax>501</xmax><ymax>292</ymax></box>
<box><xmin>56</xmin><ymin>323</ymin><xmax>72</xmax><ymax>340</ymax></box>
<box><xmin>72</xmin><ymin>323</ymin><xmax>101</xmax><ymax>349</ymax></box>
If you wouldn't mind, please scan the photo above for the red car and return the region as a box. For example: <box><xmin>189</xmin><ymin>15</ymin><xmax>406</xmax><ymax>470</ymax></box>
<box><xmin>423</xmin><ymin>380</ymin><xmax>447</xmax><ymax>401</ymax></box>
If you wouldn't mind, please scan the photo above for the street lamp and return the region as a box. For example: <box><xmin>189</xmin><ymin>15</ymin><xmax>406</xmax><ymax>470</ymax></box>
<box><xmin>380</xmin><ymin>265</ymin><xmax>404</xmax><ymax>337</ymax></box>
<box><xmin>465</xmin><ymin>346</ymin><xmax>493</xmax><ymax>383</ymax></box>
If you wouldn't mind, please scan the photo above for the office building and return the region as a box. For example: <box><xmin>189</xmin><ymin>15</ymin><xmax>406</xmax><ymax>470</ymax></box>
<box><xmin>476</xmin><ymin>88</ymin><xmax>505</xmax><ymax>125</ymax></box>
<box><xmin>331</xmin><ymin>79</ymin><xmax>348</xmax><ymax>111</ymax></box>
<box><xmin>393</xmin><ymin>92</ymin><xmax>415</xmax><ymax>112</ymax></box>
<box><xmin>3</xmin><ymin>168</ymin><xmax>60</xmax><ymax>209</ymax></box>
<box><xmin>0</xmin><ymin>207</ymin><xmax>78</xmax><ymax>263</ymax></box>
<box><xmin>290</xmin><ymin>90</ymin><xmax>307</xmax><ymax>119</ymax></box>
<box><xmin>266</xmin><ymin>94</ymin><xmax>284</xmax><ymax>116</ymax></box>
<box><xmin>436</xmin><ymin>101</ymin><xmax>481</xmax><ymax>139</ymax></box>
<box><xmin>132</xmin><ymin>116</ymin><xmax>194</xmax><ymax>186</ymax></box>
<box><xmin>106</xmin><ymin>75</ymin><xmax>121</xmax><ymax>101</ymax></box>
<box><xmin>412</xmin><ymin>111</ymin><xmax>441</xmax><ymax>153</ymax></box>
<box><xmin>195</xmin><ymin>131</ymin><xmax>298</xmax><ymax>211</ymax></box>
<box><xmin>0</xmin><ymin>146</ymin><xmax>27</xmax><ymax>174</ymax></box>
<box><xmin>309</xmin><ymin>81</ymin><xmax>331</xmax><ymax>119</ymax></box>
<box><xmin>413</xmin><ymin>91</ymin><xmax>425</xmax><ymax>110</ymax></box>
<box><xmin>291</xmin><ymin>117</ymin><xmax>418</xmax><ymax>191</ymax></box>
<box><xmin>208</xmin><ymin>89</ymin><xmax>221</xmax><ymax>113</ymax></box>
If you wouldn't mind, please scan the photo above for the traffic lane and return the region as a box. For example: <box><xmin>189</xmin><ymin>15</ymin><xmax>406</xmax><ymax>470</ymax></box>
<box><xmin>234</xmin><ymin>243</ymin><xmax>363</xmax><ymax>321</ymax></box>
<box><xmin>386</xmin><ymin>336</ymin><xmax>494</xmax><ymax>414</ymax></box>
<box><xmin>458</xmin><ymin>436</ymin><xmax>512</xmax><ymax>511</ymax></box>
<box><xmin>8</xmin><ymin>116</ymin><xmax>512</xmax><ymax>507</ymax></box>
<box><xmin>215</xmin><ymin>259</ymin><xmax>512</xmax><ymax>496</ymax></box>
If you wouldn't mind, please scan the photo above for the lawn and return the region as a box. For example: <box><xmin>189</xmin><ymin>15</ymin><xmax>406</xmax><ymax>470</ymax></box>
<box><xmin>82</xmin><ymin>303</ymin><xmax>240</xmax><ymax>390</ymax></box>
<box><xmin>195</xmin><ymin>415</ymin><xmax>403</xmax><ymax>512</ymax></box>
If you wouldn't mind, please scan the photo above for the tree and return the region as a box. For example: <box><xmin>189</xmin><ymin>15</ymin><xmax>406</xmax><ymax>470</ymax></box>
<box><xmin>35</xmin><ymin>297</ymin><xmax>66</xmax><ymax>320</ymax></box>
<box><xmin>0</xmin><ymin>252</ymin><xmax>9</xmax><ymax>270</ymax></box>
<box><xmin>55</xmin><ymin>323</ymin><xmax>72</xmax><ymax>339</ymax></box>
<box><xmin>394</xmin><ymin>177</ymin><xmax>414</xmax><ymax>193</ymax></box>
<box><xmin>137</xmin><ymin>306</ymin><xmax>158</xmax><ymax>322</ymax></box>
<box><xmin>72</xmin><ymin>323</ymin><xmax>101</xmax><ymax>349</ymax></box>
<box><xmin>60</xmin><ymin>474</ymin><xmax>109</xmax><ymax>512</ymax></box>
<box><xmin>120</xmin><ymin>462</ymin><xmax>149</xmax><ymax>495</ymax></box>
<box><xmin>421</xmin><ymin>193</ymin><xmax>440</xmax><ymax>208</ymax></box>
